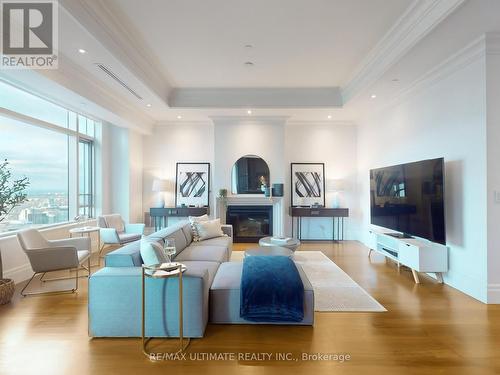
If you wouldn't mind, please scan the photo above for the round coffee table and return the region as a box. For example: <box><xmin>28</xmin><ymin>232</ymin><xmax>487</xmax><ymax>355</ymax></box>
<box><xmin>258</xmin><ymin>236</ymin><xmax>300</xmax><ymax>251</ymax></box>
<box><xmin>244</xmin><ymin>246</ymin><xmax>293</xmax><ymax>258</ymax></box>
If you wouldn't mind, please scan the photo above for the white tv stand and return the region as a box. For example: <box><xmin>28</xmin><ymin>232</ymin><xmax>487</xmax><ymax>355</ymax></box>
<box><xmin>368</xmin><ymin>229</ymin><xmax>448</xmax><ymax>284</ymax></box>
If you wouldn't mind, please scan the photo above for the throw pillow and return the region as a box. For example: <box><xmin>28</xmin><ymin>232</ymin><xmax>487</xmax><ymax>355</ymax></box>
<box><xmin>140</xmin><ymin>238</ymin><xmax>167</xmax><ymax>266</ymax></box>
<box><xmin>189</xmin><ymin>214</ymin><xmax>209</xmax><ymax>242</ymax></box>
<box><xmin>193</xmin><ymin>218</ymin><xmax>224</xmax><ymax>241</ymax></box>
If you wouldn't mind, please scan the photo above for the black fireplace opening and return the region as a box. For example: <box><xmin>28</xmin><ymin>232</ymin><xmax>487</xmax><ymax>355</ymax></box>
<box><xmin>226</xmin><ymin>205</ymin><xmax>273</xmax><ymax>243</ymax></box>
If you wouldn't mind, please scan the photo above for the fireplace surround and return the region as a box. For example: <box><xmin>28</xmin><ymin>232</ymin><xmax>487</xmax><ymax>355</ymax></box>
<box><xmin>226</xmin><ymin>205</ymin><xmax>273</xmax><ymax>242</ymax></box>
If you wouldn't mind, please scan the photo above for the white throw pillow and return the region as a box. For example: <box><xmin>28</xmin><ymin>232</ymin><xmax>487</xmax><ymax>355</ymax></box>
<box><xmin>193</xmin><ymin>218</ymin><xmax>224</xmax><ymax>241</ymax></box>
<box><xmin>189</xmin><ymin>214</ymin><xmax>209</xmax><ymax>242</ymax></box>
<box><xmin>140</xmin><ymin>238</ymin><xmax>168</xmax><ymax>266</ymax></box>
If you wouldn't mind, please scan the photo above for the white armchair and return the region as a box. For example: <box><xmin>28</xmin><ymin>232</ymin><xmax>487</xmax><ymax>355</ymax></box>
<box><xmin>98</xmin><ymin>214</ymin><xmax>145</xmax><ymax>257</ymax></box>
<box><xmin>17</xmin><ymin>229</ymin><xmax>91</xmax><ymax>296</ymax></box>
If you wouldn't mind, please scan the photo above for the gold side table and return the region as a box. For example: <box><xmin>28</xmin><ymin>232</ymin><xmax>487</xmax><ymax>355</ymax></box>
<box><xmin>142</xmin><ymin>263</ymin><xmax>190</xmax><ymax>359</ymax></box>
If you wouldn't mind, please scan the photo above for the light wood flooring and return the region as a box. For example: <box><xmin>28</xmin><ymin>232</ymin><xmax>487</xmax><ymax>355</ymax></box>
<box><xmin>1</xmin><ymin>241</ymin><xmax>499</xmax><ymax>375</ymax></box>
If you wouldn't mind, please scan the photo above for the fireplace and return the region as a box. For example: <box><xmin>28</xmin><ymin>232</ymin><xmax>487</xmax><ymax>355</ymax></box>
<box><xmin>226</xmin><ymin>205</ymin><xmax>273</xmax><ymax>243</ymax></box>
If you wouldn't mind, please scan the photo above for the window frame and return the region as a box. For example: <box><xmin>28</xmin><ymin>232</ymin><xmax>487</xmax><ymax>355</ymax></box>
<box><xmin>0</xmin><ymin>84</ymin><xmax>98</xmax><ymax>235</ymax></box>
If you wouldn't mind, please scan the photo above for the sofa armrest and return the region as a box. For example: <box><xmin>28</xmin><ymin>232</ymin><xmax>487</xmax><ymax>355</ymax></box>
<box><xmin>100</xmin><ymin>228</ymin><xmax>120</xmax><ymax>244</ymax></box>
<box><xmin>221</xmin><ymin>224</ymin><xmax>233</xmax><ymax>239</ymax></box>
<box><xmin>125</xmin><ymin>223</ymin><xmax>146</xmax><ymax>235</ymax></box>
<box><xmin>49</xmin><ymin>237</ymin><xmax>90</xmax><ymax>251</ymax></box>
<box><xmin>26</xmin><ymin>247</ymin><xmax>79</xmax><ymax>273</ymax></box>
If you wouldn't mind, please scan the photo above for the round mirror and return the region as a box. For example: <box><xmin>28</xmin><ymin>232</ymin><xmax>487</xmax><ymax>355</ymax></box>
<box><xmin>231</xmin><ymin>155</ymin><xmax>270</xmax><ymax>194</ymax></box>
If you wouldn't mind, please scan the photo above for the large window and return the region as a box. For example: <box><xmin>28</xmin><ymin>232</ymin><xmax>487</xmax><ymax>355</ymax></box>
<box><xmin>0</xmin><ymin>80</ymin><xmax>98</xmax><ymax>234</ymax></box>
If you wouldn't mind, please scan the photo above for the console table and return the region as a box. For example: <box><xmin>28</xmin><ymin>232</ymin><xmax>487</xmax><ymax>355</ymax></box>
<box><xmin>289</xmin><ymin>207</ymin><xmax>349</xmax><ymax>241</ymax></box>
<box><xmin>150</xmin><ymin>207</ymin><xmax>209</xmax><ymax>231</ymax></box>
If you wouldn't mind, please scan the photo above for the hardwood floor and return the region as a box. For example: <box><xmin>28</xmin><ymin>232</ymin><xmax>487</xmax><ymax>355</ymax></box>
<box><xmin>1</xmin><ymin>241</ymin><xmax>499</xmax><ymax>375</ymax></box>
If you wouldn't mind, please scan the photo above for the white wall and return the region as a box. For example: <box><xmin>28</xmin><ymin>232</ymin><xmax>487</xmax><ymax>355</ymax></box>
<box><xmin>213</xmin><ymin>118</ymin><xmax>286</xmax><ymax>195</ymax></box>
<box><xmin>142</xmin><ymin>118</ymin><xmax>358</xmax><ymax>239</ymax></box>
<box><xmin>486</xmin><ymin>33</ymin><xmax>500</xmax><ymax>303</ymax></box>
<box><xmin>357</xmin><ymin>54</ymin><xmax>488</xmax><ymax>302</ymax></box>
<box><xmin>142</xmin><ymin>122</ymin><xmax>215</xmax><ymax>220</ymax></box>
<box><xmin>285</xmin><ymin>122</ymin><xmax>358</xmax><ymax>239</ymax></box>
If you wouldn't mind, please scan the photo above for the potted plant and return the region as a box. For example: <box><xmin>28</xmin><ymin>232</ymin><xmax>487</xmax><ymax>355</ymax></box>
<box><xmin>0</xmin><ymin>159</ymin><xmax>29</xmax><ymax>304</ymax></box>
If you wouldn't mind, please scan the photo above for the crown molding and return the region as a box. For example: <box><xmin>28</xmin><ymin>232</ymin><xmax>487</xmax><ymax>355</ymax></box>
<box><xmin>209</xmin><ymin>116</ymin><xmax>290</xmax><ymax>124</ymax></box>
<box><xmin>60</xmin><ymin>0</ymin><xmax>172</xmax><ymax>104</ymax></box>
<box><xmin>341</xmin><ymin>0</ymin><xmax>467</xmax><ymax>104</ymax></box>
<box><xmin>170</xmin><ymin>87</ymin><xmax>342</xmax><ymax>108</ymax></box>
<box><xmin>154</xmin><ymin>120</ymin><xmax>213</xmax><ymax>127</ymax></box>
<box><xmin>285</xmin><ymin>120</ymin><xmax>356</xmax><ymax>127</ymax></box>
<box><xmin>374</xmin><ymin>33</ymin><xmax>486</xmax><ymax>117</ymax></box>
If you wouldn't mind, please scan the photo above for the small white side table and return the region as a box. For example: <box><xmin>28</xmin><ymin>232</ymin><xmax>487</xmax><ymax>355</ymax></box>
<box><xmin>69</xmin><ymin>226</ymin><xmax>100</xmax><ymax>267</ymax></box>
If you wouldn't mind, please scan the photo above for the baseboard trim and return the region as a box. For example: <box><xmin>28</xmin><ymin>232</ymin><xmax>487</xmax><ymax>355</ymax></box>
<box><xmin>487</xmin><ymin>284</ymin><xmax>500</xmax><ymax>304</ymax></box>
<box><xmin>3</xmin><ymin>262</ymin><xmax>32</xmax><ymax>284</ymax></box>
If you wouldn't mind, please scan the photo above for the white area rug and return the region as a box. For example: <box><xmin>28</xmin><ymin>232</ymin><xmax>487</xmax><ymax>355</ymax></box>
<box><xmin>231</xmin><ymin>250</ymin><xmax>386</xmax><ymax>312</ymax></box>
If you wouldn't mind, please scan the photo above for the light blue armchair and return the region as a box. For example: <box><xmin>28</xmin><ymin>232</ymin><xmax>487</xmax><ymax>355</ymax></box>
<box><xmin>98</xmin><ymin>214</ymin><xmax>145</xmax><ymax>258</ymax></box>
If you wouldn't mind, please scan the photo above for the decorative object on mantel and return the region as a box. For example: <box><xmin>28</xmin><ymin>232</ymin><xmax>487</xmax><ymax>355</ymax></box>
<box><xmin>152</xmin><ymin>178</ymin><xmax>171</xmax><ymax>208</ymax></box>
<box><xmin>327</xmin><ymin>179</ymin><xmax>345</xmax><ymax>209</ymax></box>
<box><xmin>271</xmin><ymin>183</ymin><xmax>284</xmax><ymax>197</ymax></box>
<box><xmin>0</xmin><ymin>159</ymin><xmax>30</xmax><ymax>304</ymax></box>
<box><xmin>290</xmin><ymin>163</ymin><xmax>325</xmax><ymax>207</ymax></box>
<box><xmin>175</xmin><ymin>162</ymin><xmax>210</xmax><ymax>207</ymax></box>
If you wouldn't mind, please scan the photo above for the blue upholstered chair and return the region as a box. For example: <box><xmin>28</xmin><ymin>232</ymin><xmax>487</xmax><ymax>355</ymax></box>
<box><xmin>97</xmin><ymin>214</ymin><xmax>145</xmax><ymax>257</ymax></box>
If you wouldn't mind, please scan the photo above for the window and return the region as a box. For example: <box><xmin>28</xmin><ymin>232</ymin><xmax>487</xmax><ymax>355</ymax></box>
<box><xmin>0</xmin><ymin>80</ymin><xmax>99</xmax><ymax>234</ymax></box>
<box><xmin>78</xmin><ymin>139</ymin><xmax>94</xmax><ymax>218</ymax></box>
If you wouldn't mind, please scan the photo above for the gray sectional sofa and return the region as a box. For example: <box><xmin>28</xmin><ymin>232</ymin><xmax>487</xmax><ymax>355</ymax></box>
<box><xmin>88</xmin><ymin>220</ymin><xmax>313</xmax><ymax>339</ymax></box>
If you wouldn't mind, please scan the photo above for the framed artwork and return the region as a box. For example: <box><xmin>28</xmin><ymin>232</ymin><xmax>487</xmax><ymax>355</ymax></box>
<box><xmin>290</xmin><ymin>163</ymin><xmax>325</xmax><ymax>207</ymax></box>
<box><xmin>175</xmin><ymin>162</ymin><xmax>210</xmax><ymax>207</ymax></box>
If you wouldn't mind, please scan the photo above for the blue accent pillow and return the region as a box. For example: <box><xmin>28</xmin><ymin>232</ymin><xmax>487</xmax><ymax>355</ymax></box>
<box><xmin>140</xmin><ymin>238</ymin><xmax>167</xmax><ymax>266</ymax></box>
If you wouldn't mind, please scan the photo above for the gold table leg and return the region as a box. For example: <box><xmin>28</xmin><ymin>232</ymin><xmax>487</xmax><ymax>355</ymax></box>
<box><xmin>142</xmin><ymin>266</ymin><xmax>190</xmax><ymax>360</ymax></box>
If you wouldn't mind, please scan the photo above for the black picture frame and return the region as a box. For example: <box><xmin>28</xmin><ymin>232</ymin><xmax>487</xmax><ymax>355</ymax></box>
<box><xmin>175</xmin><ymin>162</ymin><xmax>211</xmax><ymax>207</ymax></box>
<box><xmin>290</xmin><ymin>162</ymin><xmax>326</xmax><ymax>207</ymax></box>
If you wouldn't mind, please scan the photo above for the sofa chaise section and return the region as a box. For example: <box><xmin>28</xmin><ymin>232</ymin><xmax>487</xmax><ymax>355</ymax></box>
<box><xmin>89</xmin><ymin>221</ymin><xmax>232</xmax><ymax>338</ymax></box>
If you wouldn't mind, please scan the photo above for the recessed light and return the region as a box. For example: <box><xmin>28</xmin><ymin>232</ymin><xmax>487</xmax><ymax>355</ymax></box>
<box><xmin>244</xmin><ymin>61</ymin><xmax>254</xmax><ymax>67</ymax></box>
<box><xmin>371</xmin><ymin>94</ymin><xmax>377</xmax><ymax>99</ymax></box>
<box><xmin>247</xmin><ymin>110</ymin><xmax>252</xmax><ymax>115</ymax></box>
<box><xmin>177</xmin><ymin>115</ymin><xmax>182</xmax><ymax>119</ymax></box>
<box><xmin>327</xmin><ymin>115</ymin><xmax>332</xmax><ymax>119</ymax></box>
<box><xmin>78</xmin><ymin>48</ymin><xmax>86</xmax><ymax>54</ymax></box>
<box><xmin>146</xmin><ymin>103</ymin><xmax>152</xmax><ymax>107</ymax></box>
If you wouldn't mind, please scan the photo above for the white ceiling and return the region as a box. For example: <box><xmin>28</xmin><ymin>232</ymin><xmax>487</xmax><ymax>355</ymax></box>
<box><xmin>3</xmin><ymin>0</ymin><xmax>484</xmax><ymax>130</ymax></box>
<box><xmin>106</xmin><ymin>0</ymin><xmax>412</xmax><ymax>88</ymax></box>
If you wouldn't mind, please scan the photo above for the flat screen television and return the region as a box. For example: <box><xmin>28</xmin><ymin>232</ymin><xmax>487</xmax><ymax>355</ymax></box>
<box><xmin>370</xmin><ymin>158</ymin><xmax>445</xmax><ymax>245</ymax></box>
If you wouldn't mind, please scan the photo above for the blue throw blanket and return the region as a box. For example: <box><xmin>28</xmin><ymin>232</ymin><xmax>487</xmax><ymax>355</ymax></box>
<box><xmin>240</xmin><ymin>255</ymin><xmax>304</xmax><ymax>322</ymax></box>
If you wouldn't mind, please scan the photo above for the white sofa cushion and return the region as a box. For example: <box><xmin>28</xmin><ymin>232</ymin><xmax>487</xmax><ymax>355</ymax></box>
<box><xmin>189</xmin><ymin>214</ymin><xmax>209</xmax><ymax>241</ymax></box>
<box><xmin>140</xmin><ymin>238</ymin><xmax>167</xmax><ymax>266</ymax></box>
<box><xmin>193</xmin><ymin>219</ymin><xmax>224</xmax><ymax>241</ymax></box>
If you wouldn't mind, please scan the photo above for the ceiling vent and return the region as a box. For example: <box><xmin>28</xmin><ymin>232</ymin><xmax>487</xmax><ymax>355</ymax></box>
<box><xmin>94</xmin><ymin>63</ymin><xmax>143</xmax><ymax>100</ymax></box>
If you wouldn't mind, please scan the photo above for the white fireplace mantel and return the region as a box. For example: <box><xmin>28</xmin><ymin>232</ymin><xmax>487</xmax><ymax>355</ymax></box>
<box><xmin>215</xmin><ymin>196</ymin><xmax>284</xmax><ymax>237</ymax></box>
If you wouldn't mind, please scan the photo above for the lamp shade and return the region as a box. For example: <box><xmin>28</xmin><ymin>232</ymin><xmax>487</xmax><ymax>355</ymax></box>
<box><xmin>327</xmin><ymin>179</ymin><xmax>345</xmax><ymax>192</ymax></box>
<box><xmin>152</xmin><ymin>178</ymin><xmax>170</xmax><ymax>192</ymax></box>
